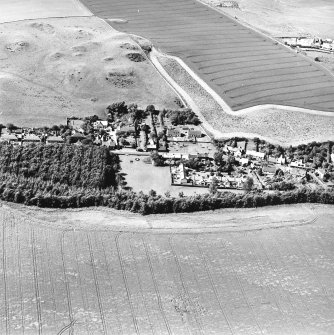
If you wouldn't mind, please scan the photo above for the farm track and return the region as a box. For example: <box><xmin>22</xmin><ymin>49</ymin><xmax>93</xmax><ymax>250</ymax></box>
<box><xmin>80</xmin><ymin>0</ymin><xmax>334</xmax><ymax>112</ymax></box>
<box><xmin>1</xmin><ymin>206</ymin><xmax>334</xmax><ymax>333</ymax></box>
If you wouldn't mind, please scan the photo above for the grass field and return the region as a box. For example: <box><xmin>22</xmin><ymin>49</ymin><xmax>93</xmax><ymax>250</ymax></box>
<box><xmin>1</xmin><ymin>202</ymin><xmax>334</xmax><ymax>334</ymax></box>
<box><xmin>80</xmin><ymin>0</ymin><xmax>334</xmax><ymax>112</ymax></box>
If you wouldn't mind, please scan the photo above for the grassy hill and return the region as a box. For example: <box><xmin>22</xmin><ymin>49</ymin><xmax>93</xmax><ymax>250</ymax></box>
<box><xmin>0</xmin><ymin>17</ymin><xmax>179</xmax><ymax>127</ymax></box>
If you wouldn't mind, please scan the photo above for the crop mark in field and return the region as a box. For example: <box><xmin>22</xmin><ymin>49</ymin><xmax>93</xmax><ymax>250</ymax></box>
<box><xmin>194</xmin><ymin>237</ymin><xmax>234</xmax><ymax>335</ymax></box>
<box><xmin>168</xmin><ymin>236</ymin><xmax>204</xmax><ymax>335</ymax></box>
<box><xmin>98</xmin><ymin>234</ymin><xmax>123</xmax><ymax>335</ymax></box>
<box><xmin>129</xmin><ymin>235</ymin><xmax>155</xmax><ymax>335</ymax></box>
<box><xmin>15</xmin><ymin>223</ymin><xmax>25</xmax><ymax>334</ymax></box>
<box><xmin>244</xmin><ymin>232</ymin><xmax>298</xmax><ymax>335</ymax></box>
<box><xmin>73</xmin><ymin>232</ymin><xmax>91</xmax><ymax>335</ymax></box>
<box><xmin>31</xmin><ymin>228</ymin><xmax>42</xmax><ymax>335</ymax></box>
<box><xmin>2</xmin><ymin>213</ymin><xmax>10</xmax><ymax>335</ymax></box>
<box><xmin>87</xmin><ymin>234</ymin><xmax>108</xmax><ymax>335</ymax></box>
<box><xmin>290</xmin><ymin>228</ymin><xmax>334</xmax><ymax>304</ymax></box>
<box><xmin>44</xmin><ymin>234</ymin><xmax>57</xmax><ymax>324</ymax></box>
<box><xmin>142</xmin><ymin>237</ymin><xmax>172</xmax><ymax>335</ymax></box>
<box><xmin>115</xmin><ymin>232</ymin><xmax>140</xmax><ymax>335</ymax></box>
<box><xmin>60</xmin><ymin>231</ymin><xmax>74</xmax><ymax>335</ymax></box>
<box><xmin>220</xmin><ymin>240</ymin><xmax>264</xmax><ymax>334</ymax></box>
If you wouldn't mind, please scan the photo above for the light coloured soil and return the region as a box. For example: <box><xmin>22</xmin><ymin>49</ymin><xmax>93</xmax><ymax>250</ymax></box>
<box><xmin>200</xmin><ymin>0</ymin><xmax>334</xmax><ymax>39</ymax></box>
<box><xmin>1</xmin><ymin>202</ymin><xmax>334</xmax><ymax>334</ymax></box>
<box><xmin>0</xmin><ymin>0</ymin><xmax>92</xmax><ymax>23</ymax></box>
<box><xmin>0</xmin><ymin>17</ymin><xmax>179</xmax><ymax>127</ymax></box>
<box><xmin>156</xmin><ymin>53</ymin><xmax>334</xmax><ymax>145</ymax></box>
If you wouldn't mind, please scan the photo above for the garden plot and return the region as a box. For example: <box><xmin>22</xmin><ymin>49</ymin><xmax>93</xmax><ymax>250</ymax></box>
<box><xmin>1</xmin><ymin>203</ymin><xmax>334</xmax><ymax>334</ymax></box>
<box><xmin>81</xmin><ymin>0</ymin><xmax>334</xmax><ymax>112</ymax></box>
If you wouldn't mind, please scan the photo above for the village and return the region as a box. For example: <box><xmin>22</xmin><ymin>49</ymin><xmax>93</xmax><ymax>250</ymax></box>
<box><xmin>280</xmin><ymin>36</ymin><xmax>334</xmax><ymax>53</ymax></box>
<box><xmin>0</xmin><ymin>102</ymin><xmax>334</xmax><ymax>194</ymax></box>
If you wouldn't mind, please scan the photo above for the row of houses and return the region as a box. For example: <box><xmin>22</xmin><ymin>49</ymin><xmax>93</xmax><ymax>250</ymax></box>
<box><xmin>283</xmin><ymin>37</ymin><xmax>334</xmax><ymax>51</ymax></box>
<box><xmin>0</xmin><ymin>133</ymin><xmax>64</xmax><ymax>145</ymax></box>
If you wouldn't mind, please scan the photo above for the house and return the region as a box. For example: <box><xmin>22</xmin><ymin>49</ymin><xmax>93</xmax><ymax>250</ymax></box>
<box><xmin>22</xmin><ymin>134</ymin><xmax>41</xmax><ymax>144</ymax></box>
<box><xmin>0</xmin><ymin>133</ymin><xmax>20</xmax><ymax>145</ymax></box>
<box><xmin>290</xmin><ymin>160</ymin><xmax>306</xmax><ymax>168</ymax></box>
<box><xmin>67</xmin><ymin>118</ymin><xmax>85</xmax><ymax>132</ymax></box>
<box><xmin>322</xmin><ymin>42</ymin><xmax>333</xmax><ymax>51</ymax></box>
<box><xmin>240</xmin><ymin>157</ymin><xmax>249</xmax><ymax>166</ymax></box>
<box><xmin>317</xmin><ymin>168</ymin><xmax>326</xmax><ymax>179</ymax></box>
<box><xmin>93</xmin><ymin>120</ymin><xmax>108</xmax><ymax>129</ymax></box>
<box><xmin>188</xmin><ymin>129</ymin><xmax>201</xmax><ymax>139</ymax></box>
<box><xmin>167</xmin><ymin>128</ymin><xmax>181</xmax><ymax>137</ymax></box>
<box><xmin>246</xmin><ymin>150</ymin><xmax>266</xmax><ymax>160</ymax></box>
<box><xmin>101</xmin><ymin>138</ymin><xmax>117</xmax><ymax>149</ymax></box>
<box><xmin>46</xmin><ymin>136</ymin><xmax>64</xmax><ymax>144</ymax></box>
<box><xmin>277</xmin><ymin>155</ymin><xmax>286</xmax><ymax>165</ymax></box>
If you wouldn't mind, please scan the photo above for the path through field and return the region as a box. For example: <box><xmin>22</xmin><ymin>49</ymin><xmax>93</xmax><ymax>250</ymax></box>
<box><xmin>1</xmin><ymin>203</ymin><xmax>334</xmax><ymax>334</ymax></box>
<box><xmin>80</xmin><ymin>0</ymin><xmax>334</xmax><ymax>112</ymax></box>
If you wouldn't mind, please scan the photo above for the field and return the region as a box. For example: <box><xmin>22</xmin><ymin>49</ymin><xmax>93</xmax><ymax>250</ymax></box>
<box><xmin>81</xmin><ymin>0</ymin><xmax>334</xmax><ymax>112</ymax></box>
<box><xmin>201</xmin><ymin>0</ymin><xmax>334</xmax><ymax>39</ymax></box>
<box><xmin>157</xmin><ymin>53</ymin><xmax>334</xmax><ymax>145</ymax></box>
<box><xmin>0</xmin><ymin>16</ymin><xmax>179</xmax><ymax>127</ymax></box>
<box><xmin>1</xmin><ymin>202</ymin><xmax>334</xmax><ymax>334</ymax></box>
<box><xmin>0</xmin><ymin>0</ymin><xmax>91</xmax><ymax>23</ymax></box>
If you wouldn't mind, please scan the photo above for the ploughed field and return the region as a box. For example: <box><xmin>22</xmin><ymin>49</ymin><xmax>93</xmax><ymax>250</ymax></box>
<box><xmin>80</xmin><ymin>0</ymin><xmax>334</xmax><ymax>112</ymax></box>
<box><xmin>1</xmin><ymin>204</ymin><xmax>334</xmax><ymax>334</ymax></box>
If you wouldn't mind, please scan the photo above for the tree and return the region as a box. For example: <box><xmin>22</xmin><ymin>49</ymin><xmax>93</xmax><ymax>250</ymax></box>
<box><xmin>243</xmin><ymin>177</ymin><xmax>254</xmax><ymax>192</ymax></box>
<box><xmin>151</xmin><ymin>152</ymin><xmax>164</xmax><ymax>166</ymax></box>
<box><xmin>149</xmin><ymin>189</ymin><xmax>157</xmax><ymax>197</ymax></box>
<box><xmin>6</xmin><ymin>123</ymin><xmax>16</xmax><ymax>133</ymax></box>
<box><xmin>0</xmin><ymin>124</ymin><xmax>5</xmax><ymax>136</ymax></box>
<box><xmin>209</xmin><ymin>177</ymin><xmax>219</xmax><ymax>194</ymax></box>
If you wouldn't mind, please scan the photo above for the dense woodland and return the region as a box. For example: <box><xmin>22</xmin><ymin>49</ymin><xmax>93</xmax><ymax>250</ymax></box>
<box><xmin>0</xmin><ymin>143</ymin><xmax>333</xmax><ymax>214</ymax></box>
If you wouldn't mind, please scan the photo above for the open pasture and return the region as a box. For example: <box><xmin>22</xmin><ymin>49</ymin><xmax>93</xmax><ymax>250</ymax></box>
<box><xmin>80</xmin><ymin>0</ymin><xmax>334</xmax><ymax>112</ymax></box>
<box><xmin>1</xmin><ymin>203</ymin><xmax>334</xmax><ymax>334</ymax></box>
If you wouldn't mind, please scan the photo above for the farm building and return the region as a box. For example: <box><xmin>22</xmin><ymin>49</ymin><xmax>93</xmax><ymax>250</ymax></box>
<box><xmin>22</xmin><ymin>134</ymin><xmax>41</xmax><ymax>144</ymax></box>
<box><xmin>46</xmin><ymin>136</ymin><xmax>64</xmax><ymax>144</ymax></box>
<box><xmin>246</xmin><ymin>150</ymin><xmax>266</xmax><ymax>160</ymax></box>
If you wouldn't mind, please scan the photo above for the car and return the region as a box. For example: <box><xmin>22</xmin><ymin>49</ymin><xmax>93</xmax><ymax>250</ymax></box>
<box><xmin>135</xmin><ymin>158</ymin><xmax>140</xmax><ymax>161</ymax></box>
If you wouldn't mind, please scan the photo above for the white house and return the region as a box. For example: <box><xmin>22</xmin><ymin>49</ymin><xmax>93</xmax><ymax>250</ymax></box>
<box><xmin>246</xmin><ymin>150</ymin><xmax>266</xmax><ymax>160</ymax></box>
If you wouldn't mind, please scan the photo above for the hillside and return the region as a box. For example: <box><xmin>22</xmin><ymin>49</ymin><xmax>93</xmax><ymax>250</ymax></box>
<box><xmin>0</xmin><ymin>17</ymin><xmax>179</xmax><ymax>127</ymax></box>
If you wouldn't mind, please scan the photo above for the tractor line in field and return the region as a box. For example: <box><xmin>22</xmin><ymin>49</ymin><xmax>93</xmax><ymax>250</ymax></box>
<box><xmin>44</xmin><ymin>234</ymin><xmax>57</xmax><ymax>324</ymax></box>
<box><xmin>60</xmin><ymin>231</ymin><xmax>74</xmax><ymax>335</ymax></box>
<box><xmin>195</xmin><ymin>237</ymin><xmax>235</xmax><ymax>335</ymax></box>
<box><xmin>245</xmin><ymin>232</ymin><xmax>298</xmax><ymax>335</ymax></box>
<box><xmin>73</xmin><ymin>232</ymin><xmax>92</xmax><ymax>335</ymax></box>
<box><xmin>290</xmin><ymin>229</ymin><xmax>333</xmax><ymax>304</ymax></box>
<box><xmin>87</xmin><ymin>234</ymin><xmax>108</xmax><ymax>334</ymax></box>
<box><xmin>220</xmin><ymin>239</ymin><xmax>264</xmax><ymax>334</ymax></box>
<box><xmin>2</xmin><ymin>214</ymin><xmax>9</xmax><ymax>335</ymax></box>
<box><xmin>15</xmin><ymin>224</ymin><xmax>25</xmax><ymax>334</ymax></box>
<box><xmin>31</xmin><ymin>228</ymin><xmax>42</xmax><ymax>335</ymax></box>
<box><xmin>269</xmin><ymin>233</ymin><xmax>309</xmax><ymax>332</ymax></box>
<box><xmin>168</xmin><ymin>236</ymin><xmax>204</xmax><ymax>335</ymax></box>
<box><xmin>142</xmin><ymin>237</ymin><xmax>172</xmax><ymax>335</ymax></box>
<box><xmin>129</xmin><ymin>235</ymin><xmax>156</xmax><ymax>335</ymax></box>
<box><xmin>115</xmin><ymin>232</ymin><xmax>140</xmax><ymax>335</ymax></box>
<box><xmin>98</xmin><ymin>234</ymin><xmax>123</xmax><ymax>335</ymax></box>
